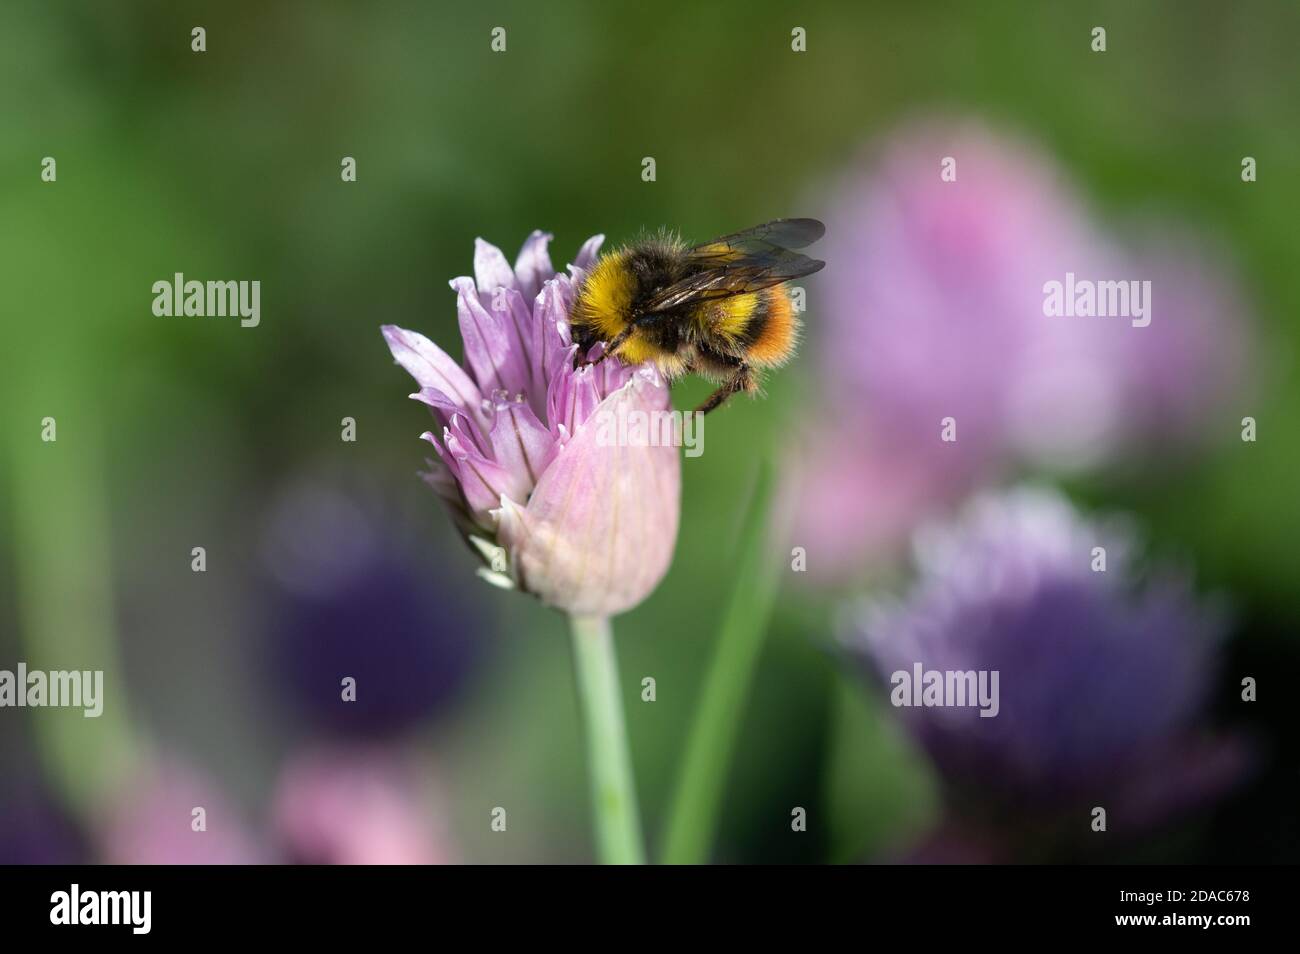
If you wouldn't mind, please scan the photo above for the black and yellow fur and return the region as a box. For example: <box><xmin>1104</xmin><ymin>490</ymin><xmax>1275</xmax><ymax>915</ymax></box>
<box><xmin>571</xmin><ymin>220</ymin><xmax>824</xmax><ymax>414</ymax></box>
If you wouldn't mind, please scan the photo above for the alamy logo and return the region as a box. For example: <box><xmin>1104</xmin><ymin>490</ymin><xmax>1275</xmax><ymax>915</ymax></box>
<box><xmin>593</xmin><ymin>406</ymin><xmax>704</xmax><ymax>458</ymax></box>
<box><xmin>152</xmin><ymin>273</ymin><xmax>261</xmax><ymax>327</ymax></box>
<box><xmin>1042</xmin><ymin>272</ymin><xmax>1151</xmax><ymax>327</ymax></box>
<box><xmin>890</xmin><ymin>663</ymin><xmax>1000</xmax><ymax>718</ymax></box>
<box><xmin>50</xmin><ymin>884</ymin><xmax>151</xmax><ymax>935</ymax></box>
<box><xmin>0</xmin><ymin>663</ymin><xmax>103</xmax><ymax>718</ymax></box>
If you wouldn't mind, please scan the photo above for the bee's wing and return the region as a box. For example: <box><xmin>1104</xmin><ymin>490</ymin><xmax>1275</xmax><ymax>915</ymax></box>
<box><xmin>642</xmin><ymin>219</ymin><xmax>825</xmax><ymax>313</ymax></box>
<box><xmin>693</xmin><ymin>218</ymin><xmax>825</xmax><ymax>254</ymax></box>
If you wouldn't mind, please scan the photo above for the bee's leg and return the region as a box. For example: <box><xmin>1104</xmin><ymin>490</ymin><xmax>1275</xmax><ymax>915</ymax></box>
<box><xmin>586</xmin><ymin>325</ymin><xmax>637</xmax><ymax>366</ymax></box>
<box><xmin>694</xmin><ymin>364</ymin><xmax>756</xmax><ymax>415</ymax></box>
<box><xmin>584</xmin><ymin>313</ymin><xmax>661</xmax><ymax>367</ymax></box>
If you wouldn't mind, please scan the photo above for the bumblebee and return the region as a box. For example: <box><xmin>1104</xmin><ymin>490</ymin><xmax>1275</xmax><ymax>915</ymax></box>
<box><xmin>571</xmin><ymin>218</ymin><xmax>825</xmax><ymax>414</ymax></box>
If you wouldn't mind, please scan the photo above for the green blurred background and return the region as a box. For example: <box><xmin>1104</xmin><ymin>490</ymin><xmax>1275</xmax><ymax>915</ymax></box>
<box><xmin>2</xmin><ymin>0</ymin><xmax>1297</xmax><ymax>863</ymax></box>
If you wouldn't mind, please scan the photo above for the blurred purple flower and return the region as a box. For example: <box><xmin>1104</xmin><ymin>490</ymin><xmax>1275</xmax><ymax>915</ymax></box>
<box><xmin>793</xmin><ymin>119</ymin><xmax>1253</xmax><ymax>576</ymax></box>
<box><xmin>842</xmin><ymin>486</ymin><xmax>1248</xmax><ymax>831</ymax></box>
<box><xmin>382</xmin><ymin>231</ymin><xmax>680</xmax><ymax>618</ymax></box>
<box><xmin>0</xmin><ymin>781</ymin><xmax>86</xmax><ymax>864</ymax></box>
<box><xmin>260</xmin><ymin>473</ymin><xmax>481</xmax><ymax>737</ymax></box>
<box><xmin>271</xmin><ymin>747</ymin><xmax>452</xmax><ymax>865</ymax></box>
<box><xmin>99</xmin><ymin>759</ymin><xmax>262</xmax><ymax>864</ymax></box>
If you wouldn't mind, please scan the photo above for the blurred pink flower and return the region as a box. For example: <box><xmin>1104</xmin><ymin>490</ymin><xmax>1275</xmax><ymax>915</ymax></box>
<box><xmin>793</xmin><ymin>119</ymin><xmax>1253</xmax><ymax>579</ymax></box>
<box><xmin>787</xmin><ymin>419</ymin><xmax>965</xmax><ymax>576</ymax></box>
<box><xmin>271</xmin><ymin>748</ymin><xmax>452</xmax><ymax>865</ymax></box>
<box><xmin>382</xmin><ymin>231</ymin><xmax>680</xmax><ymax>618</ymax></box>
<box><xmin>99</xmin><ymin>760</ymin><xmax>261</xmax><ymax>864</ymax></box>
<box><xmin>1007</xmin><ymin>229</ymin><xmax>1253</xmax><ymax>469</ymax></box>
<box><xmin>1108</xmin><ymin>231</ymin><xmax>1251</xmax><ymax>448</ymax></box>
<box><xmin>821</xmin><ymin>120</ymin><xmax>1108</xmax><ymax>471</ymax></box>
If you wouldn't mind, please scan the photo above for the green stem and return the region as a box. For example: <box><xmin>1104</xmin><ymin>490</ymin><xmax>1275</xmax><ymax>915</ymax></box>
<box><xmin>9</xmin><ymin>380</ymin><xmax>136</xmax><ymax>819</ymax></box>
<box><xmin>568</xmin><ymin>614</ymin><xmax>645</xmax><ymax>864</ymax></box>
<box><xmin>661</xmin><ymin>459</ymin><xmax>779</xmax><ymax>864</ymax></box>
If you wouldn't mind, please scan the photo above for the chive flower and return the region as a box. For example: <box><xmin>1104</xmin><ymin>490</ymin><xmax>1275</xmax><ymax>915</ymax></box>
<box><xmin>382</xmin><ymin>231</ymin><xmax>680</xmax><ymax>618</ymax></box>
<box><xmin>842</xmin><ymin>486</ymin><xmax>1248</xmax><ymax>834</ymax></box>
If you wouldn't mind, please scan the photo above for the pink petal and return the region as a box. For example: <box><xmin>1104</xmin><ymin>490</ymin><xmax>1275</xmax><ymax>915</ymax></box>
<box><xmin>573</xmin><ymin>234</ymin><xmax>605</xmax><ymax>271</ymax></box>
<box><xmin>498</xmin><ymin>372</ymin><xmax>680</xmax><ymax>617</ymax></box>
<box><xmin>444</xmin><ymin>418</ymin><xmax>529</xmax><ymax>523</ymax></box>
<box><xmin>487</xmin><ymin>396</ymin><xmax>557</xmax><ymax>495</ymax></box>
<box><xmin>547</xmin><ymin>360</ymin><xmax>602</xmax><ymax>443</ymax></box>
<box><xmin>536</xmin><ymin>280</ymin><xmax>576</xmax><ymax>388</ymax></box>
<box><xmin>381</xmin><ymin>325</ymin><xmax>482</xmax><ymax>413</ymax></box>
<box><xmin>499</xmin><ymin>287</ymin><xmax>547</xmax><ymax>413</ymax></box>
<box><xmin>473</xmin><ymin>238</ymin><xmax>517</xmax><ymax>294</ymax></box>
<box><xmin>451</xmin><ymin>277</ymin><xmax>527</xmax><ymax>398</ymax></box>
<box><xmin>418</xmin><ymin>451</ymin><xmax>461</xmax><ymax>502</ymax></box>
<box><xmin>514</xmin><ymin>230</ymin><xmax>555</xmax><ymax>301</ymax></box>
<box><xmin>411</xmin><ymin>386</ymin><xmax>488</xmax><ymax>447</ymax></box>
<box><xmin>418</xmin><ymin>439</ymin><xmax>483</xmax><ymax>537</ymax></box>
